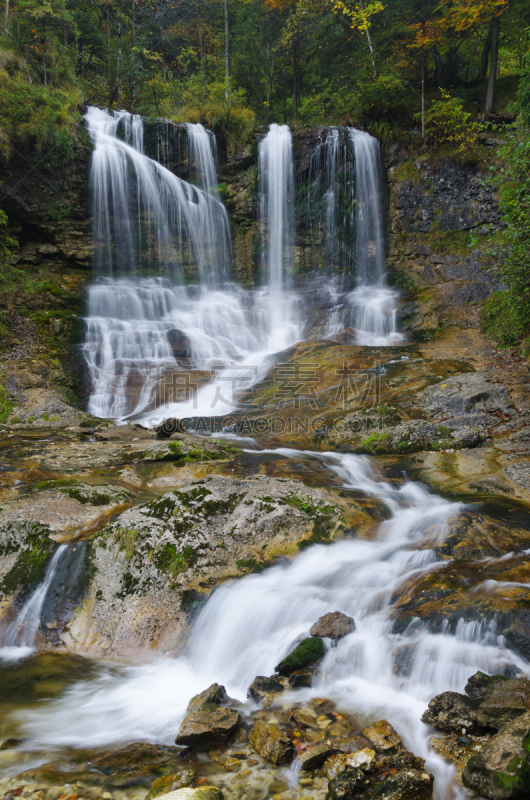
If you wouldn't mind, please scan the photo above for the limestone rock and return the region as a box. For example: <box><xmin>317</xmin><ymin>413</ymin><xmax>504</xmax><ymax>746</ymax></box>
<box><xmin>477</xmin><ymin>678</ymin><xmax>530</xmax><ymax>729</ymax></box>
<box><xmin>154</xmin><ymin>790</ymin><xmax>223</xmax><ymax>800</ymax></box>
<box><xmin>417</xmin><ymin>372</ymin><xmax>513</xmax><ymax>420</ymax></box>
<box><xmin>462</xmin><ymin>712</ymin><xmax>530</xmax><ymax>799</ymax></box>
<box><xmin>247</xmin><ymin>675</ymin><xmax>283</xmax><ymax>703</ymax></box>
<box><xmin>187</xmin><ymin>684</ymin><xmax>228</xmax><ymax>712</ymax></box>
<box><xmin>248</xmin><ymin>720</ymin><xmax>295</xmax><ymax>765</ymax></box>
<box><xmin>310</xmin><ymin>611</ymin><xmax>355</xmax><ymax>639</ymax></box>
<box><xmin>275</xmin><ymin>637</ymin><xmax>325</xmax><ymax>675</ymax></box>
<box><xmin>175</xmin><ymin>707</ymin><xmax>240</xmax><ymax>749</ymax></box>
<box><xmin>298</xmin><ymin>743</ymin><xmax>336</xmax><ymax>770</ymax></box>
<box><xmin>421</xmin><ymin>691</ymin><xmax>485</xmax><ymax>735</ymax></box>
<box><xmin>145</xmin><ymin>772</ymin><xmax>196</xmax><ymax>800</ymax></box>
<box><xmin>363</xmin><ymin>719</ymin><xmax>402</xmax><ymax>752</ymax></box>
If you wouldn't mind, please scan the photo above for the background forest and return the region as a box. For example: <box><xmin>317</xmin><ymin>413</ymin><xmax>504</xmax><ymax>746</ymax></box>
<box><xmin>0</xmin><ymin>0</ymin><xmax>530</xmax><ymax>345</ymax></box>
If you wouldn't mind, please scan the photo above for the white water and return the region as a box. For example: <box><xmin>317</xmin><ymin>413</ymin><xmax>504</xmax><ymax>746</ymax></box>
<box><xmin>14</xmin><ymin>452</ymin><xmax>527</xmax><ymax>800</ymax></box>
<box><xmin>84</xmin><ymin>113</ymin><xmax>302</xmax><ymax>422</ymax></box>
<box><xmin>0</xmin><ymin>546</ymin><xmax>67</xmax><ymax>663</ymax></box>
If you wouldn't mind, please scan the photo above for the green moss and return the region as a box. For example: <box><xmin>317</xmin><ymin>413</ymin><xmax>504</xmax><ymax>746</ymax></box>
<box><xmin>438</xmin><ymin>424</ymin><xmax>452</xmax><ymax>437</ymax></box>
<box><xmin>236</xmin><ymin>558</ymin><xmax>265</xmax><ymax>574</ymax></box>
<box><xmin>0</xmin><ymin>523</ymin><xmax>53</xmax><ymax>598</ymax></box>
<box><xmin>283</xmin><ymin>494</ymin><xmax>335</xmax><ymax>517</ymax></box>
<box><xmin>153</xmin><ymin>542</ymin><xmax>198</xmax><ymax>577</ymax></box>
<box><xmin>358</xmin><ymin>431</ymin><xmax>389</xmax><ymax>453</ymax></box>
<box><xmin>275</xmin><ymin>637</ymin><xmax>325</xmax><ymax>675</ymax></box>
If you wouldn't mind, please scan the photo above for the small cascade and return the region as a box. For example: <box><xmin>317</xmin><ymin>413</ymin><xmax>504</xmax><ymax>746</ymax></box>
<box><xmin>0</xmin><ymin>545</ymin><xmax>68</xmax><ymax>662</ymax></box>
<box><xmin>258</xmin><ymin>124</ymin><xmax>300</xmax><ymax>351</ymax></box>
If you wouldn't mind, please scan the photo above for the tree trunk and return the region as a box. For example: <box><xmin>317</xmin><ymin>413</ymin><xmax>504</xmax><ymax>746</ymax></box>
<box><xmin>224</xmin><ymin>0</ymin><xmax>230</xmax><ymax>99</ymax></box>
<box><xmin>4</xmin><ymin>0</ymin><xmax>9</xmax><ymax>36</ymax></box>
<box><xmin>479</xmin><ymin>22</ymin><xmax>492</xmax><ymax>81</ymax></box>
<box><xmin>359</xmin><ymin>0</ymin><xmax>376</xmax><ymax>76</ymax></box>
<box><xmin>485</xmin><ymin>14</ymin><xmax>500</xmax><ymax>114</ymax></box>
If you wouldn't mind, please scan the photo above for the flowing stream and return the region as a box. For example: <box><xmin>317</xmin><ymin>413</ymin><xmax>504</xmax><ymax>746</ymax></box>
<box><xmin>11</xmin><ymin>450</ymin><xmax>528</xmax><ymax>799</ymax></box>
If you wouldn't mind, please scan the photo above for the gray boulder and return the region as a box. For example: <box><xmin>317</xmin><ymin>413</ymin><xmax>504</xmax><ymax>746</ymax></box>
<box><xmin>417</xmin><ymin>372</ymin><xmax>513</xmax><ymax>420</ymax></box>
<box><xmin>421</xmin><ymin>691</ymin><xmax>486</xmax><ymax>734</ymax></box>
<box><xmin>310</xmin><ymin>611</ymin><xmax>355</xmax><ymax>639</ymax></box>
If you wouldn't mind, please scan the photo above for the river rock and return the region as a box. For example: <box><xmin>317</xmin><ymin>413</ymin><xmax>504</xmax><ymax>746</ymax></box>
<box><xmin>476</xmin><ymin>678</ymin><xmax>530</xmax><ymax>729</ymax></box>
<box><xmin>298</xmin><ymin>743</ymin><xmax>336</xmax><ymax>770</ymax></box>
<box><xmin>247</xmin><ymin>675</ymin><xmax>283</xmax><ymax>703</ymax></box>
<box><xmin>462</xmin><ymin>711</ymin><xmax>530</xmax><ymax>798</ymax></box>
<box><xmin>154</xmin><ymin>790</ymin><xmax>223</xmax><ymax>800</ymax></box>
<box><xmin>175</xmin><ymin>707</ymin><xmax>240</xmax><ymax>749</ymax></box>
<box><xmin>337</xmin><ymin>735</ymin><xmax>374</xmax><ymax>754</ymax></box>
<box><xmin>421</xmin><ymin>691</ymin><xmax>485</xmax><ymax>734</ymax></box>
<box><xmin>187</xmin><ymin>684</ymin><xmax>228</xmax><ymax>712</ymax></box>
<box><xmin>155</xmin><ymin>418</ymin><xmax>185</xmax><ymax>438</ymax></box>
<box><xmin>167</xmin><ymin>329</ymin><xmax>191</xmax><ymax>359</ymax></box>
<box><xmin>324</xmin><ymin>749</ymin><xmax>377</xmax><ymax>779</ymax></box>
<box><xmin>289</xmin><ymin>668</ymin><xmax>313</xmax><ymax>687</ymax></box>
<box><xmin>371</xmin><ymin>769</ymin><xmax>433</xmax><ymax>800</ymax></box>
<box><xmin>310</xmin><ymin>611</ymin><xmax>355</xmax><ymax>639</ymax></box>
<box><xmin>326</xmin><ymin>766</ymin><xmax>367</xmax><ymax>799</ymax></box>
<box><xmin>248</xmin><ymin>720</ymin><xmax>295</xmax><ymax>765</ymax></box>
<box><xmin>363</xmin><ymin>719</ymin><xmax>402</xmax><ymax>752</ymax></box>
<box><xmin>145</xmin><ymin>772</ymin><xmax>196</xmax><ymax>800</ymax></box>
<box><xmin>275</xmin><ymin>637</ymin><xmax>325</xmax><ymax>675</ymax></box>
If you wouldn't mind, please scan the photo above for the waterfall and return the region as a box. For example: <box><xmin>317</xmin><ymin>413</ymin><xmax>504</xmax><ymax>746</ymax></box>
<box><xmin>346</xmin><ymin>129</ymin><xmax>403</xmax><ymax>345</ymax></box>
<box><xmin>0</xmin><ymin>545</ymin><xmax>67</xmax><ymax>662</ymax></box>
<box><xmin>258</xmin><ymin>124</ymin><xmax>300</xmax><ymax>351</ymax></box>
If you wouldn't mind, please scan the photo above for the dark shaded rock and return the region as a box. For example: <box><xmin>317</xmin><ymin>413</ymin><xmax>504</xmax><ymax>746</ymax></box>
<box><xmin>290</xmin><ymin>668</ymin><xmax>313</xmax><ymax>688</ymax></box>
<box><xmin>249</xmin><ymin>720</ymin><xmax>295</xmax><ymax>765</ymax></box>
<box><xmin>465</xmin><ymin>672</ymin><xmax>508</xmax><ymax>703</ymax></box>
<box><xmin>89</xmin><ymin>742</ymin><xmax>184</xmax><ymax>782</ymax></box>
<box><xmin>372</xmin><ymin>769</ymin><xmax>433</xmax><ymax>800</ymax></box>
<box><xmin>363</xmin><ymin>720</ymin><xmax>403</xmax><ymax>752</ymax></box>
<box><xmin>381</xmin><ymin>749</ymin><xmax>427</xmax><ymax>772</ymax></box>
<box><xmin>337</xmin><ymin>736</ymin><xmax>374</xmax><ymax>755</ymax></box>
<box><xmin>167</xmin><ymin>329</ymin><xmax>191</xmax><ymax>359</ymax></box>
<box><xmin>326</xmin><ymin>766</ymin><xmax>366</xmax><ymax>800</ymax></box>
<box><xmin>155</xmin><ymin>418</ymin><xmax>184</xmax><ymax>438</ymax></box>
<box><xmin>188</xmin><ymin>683</ymin><xmax>228</xmax><ymax>712</ymax></box>
<box><xmin>275</xmin><ymin>637</ymin><xmax>325</xmax><ymax>675</ymax></box>
<box><xmin>421</xmin><ymin>691</ymin><xmax>486</xmax><ymax>734</ymax></box>
<box><xmin>247</xmin><ymin>675</ymin><xmax>283</xmax><ymax>703</ymax></box>
<box><xmin>145</xmin><ymin>771</ymin><xmax>196</xmax><ymax>800</ymax></box>
<box><xmin>310</xmin><ymin>611</ymin><xmax>356</xmax><ymax>639</ymax></box>
<box><xmin>298</xmin><ymin>743</ymin><xmax>336</xmax><ymax>770</ymax></box>
<box><xmin>175</xmin><ymin>707</ymin><xmax>240</xmax><ymax>749</ymax></box>
<box><xmin>462</xmin><ymin>712</ymin><xmax>530</xmax><ymax>799</ymax></box>
<box><xmin>477</xmin><ymin>678</ymin><xmax>530</xmax><ymax>730</ymax></box>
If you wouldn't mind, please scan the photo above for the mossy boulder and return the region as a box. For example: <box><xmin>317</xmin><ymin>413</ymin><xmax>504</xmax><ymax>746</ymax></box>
<box><xmin>275</xmin><ymin>636</ymin><xmax>325</xmax><ymax>675</ymax></box>
<box><xmin>248</xmin><ymin>720</ymin><xmax>295</xmax><ymax>765</ymax></box>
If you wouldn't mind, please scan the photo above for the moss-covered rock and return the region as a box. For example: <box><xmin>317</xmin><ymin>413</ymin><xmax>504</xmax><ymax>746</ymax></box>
<box><xmin>275</xmin><ymin>637</ymin><xmax>325</xmax><ymax>675</ymax></box>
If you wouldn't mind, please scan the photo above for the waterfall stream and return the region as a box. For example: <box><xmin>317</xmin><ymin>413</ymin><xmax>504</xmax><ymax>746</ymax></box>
<box><xmin>0</xmin><ymin>545</ymin><xmax>68</xmax><ymax>662</ymax></box>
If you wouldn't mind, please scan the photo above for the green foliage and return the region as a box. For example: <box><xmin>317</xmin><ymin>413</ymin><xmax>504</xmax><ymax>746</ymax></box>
<box><xmin>422</xmin><ymin>89</ymin><xmax>481</xmax><ymax>155</ymax></box>
<box><xmin>481</xmin><ymin>125</ymin><xmax>530</xmax><ymax>345</ymax></box>
<box><xmin>0</xmin><ymin>209</ymin><xmax>18</xmax><ymax>257</ymax></box>
<box><xmin>352</xmin><ymin>72</ymin><xmax>409</xmax><ymax>123</ymax></box>
<box><xmin>0</xmin><ymin>379</ymin><xmax>13</xmax><ymax>423</ymax></box>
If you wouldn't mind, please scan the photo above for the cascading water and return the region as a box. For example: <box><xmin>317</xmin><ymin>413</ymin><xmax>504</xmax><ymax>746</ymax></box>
<box><xmin>14</xmin><ymin>450</ymin><xmax>528</xmax><ymax>800</ymax></box>
<box><xmin>0</xmin><ymin>545</ymin><xmax>67</xmax><ymax>662</ymax></box>
<box><xmin>84</xmin><ymin>112</ymin><xmax>303</xmax><ymax>423</ymax></box>
<box><xmin>258</xmin><ymin>123</ymin><xmax>301</xmax><ymax>351</ymax></box>
<box><xmin>346</xmin><ymin>129</ymin><xmax>403</xmax><ymax>346</ymax></box>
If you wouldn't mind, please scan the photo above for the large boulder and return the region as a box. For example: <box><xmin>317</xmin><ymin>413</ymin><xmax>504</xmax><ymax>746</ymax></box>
<box><xmin>371</xmin><ymin>769</ymin><xmax>433</xmax><ymax>800</ymax></box>
<box><xmin>310</xmin><ymin>611</ymin><xmax>356</xmax><ymax>639</ymax></box>
<box><xmin>248</xmin><ymin>720</ymin><xmax>295</xmax><ymax>765</ymax></box>
<box><xmin>187</xmin><ymin>684</ymin><xmax>228</xmax><ymax>712</ymax></box>
<box><xmin>477</xmin><ymin>678</ymin><xmax>530</xmax><ymax>730</ymax></box>
<box><xmin>174</xmin><ymin>706</ymin><xmax>240</xmax><ymax>749</ymax></box>
<box><xmin>465</xmin><ymin>671</ymin><xmax>508</xmax><ymax>702</ymax></box>
<box><xmin>275</xmin><ymin>637</ymin><xmax>325</xmax><ymax>675</ymax></box>
<box><xmin>421</xmin><ymin>691</ymin><xmax>486</xmax><ymax>735</ymax></box>
<box><xmin>462</xmin><ymin>712</ymin><xmax>530</xmax><ymax>799</ymax></box>
<box><xmin>416</xmin><ymin>372</ymin><xmax>513</xmax><ymax>420</ymax></box>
